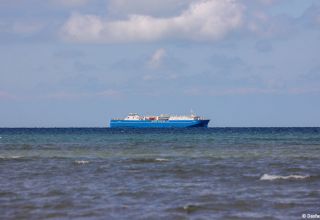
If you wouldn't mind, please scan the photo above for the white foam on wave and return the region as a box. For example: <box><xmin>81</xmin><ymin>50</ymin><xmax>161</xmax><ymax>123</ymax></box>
<box><xmin>260</xmin><ymin>174</ymin><xmax>310</xmax><ymax>181</ymax></box>
<box><xmin>155</xmin><ymin>158</ymin><xmax>169</xmax><ymax>162</ymax></box>
<box><xmin>0</xmin><ymin>155</ymin><xmax>23</xmax><ymax>159</ymax></box>
<box><xmin>75</xmin><ymin>160</ymin><xmax>90</xmax><ymax>164</ymax></box>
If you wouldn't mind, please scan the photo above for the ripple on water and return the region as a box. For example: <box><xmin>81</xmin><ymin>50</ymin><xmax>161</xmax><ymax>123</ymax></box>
<box><xmin>1</xmin><ymin>128</ymin><xmax>320</xmax><ymax>219</ymax></box>
<box><xmin>169</xmin><ymin>200</ymin><xmax>259</xmax><ymax>215</ymax></box>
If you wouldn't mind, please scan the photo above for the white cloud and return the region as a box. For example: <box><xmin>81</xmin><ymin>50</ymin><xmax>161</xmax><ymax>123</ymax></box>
<box><xmin>148</xmin><ymin>48</ymin><xmax>166</xmax><ymax>68</ymax></box>
<box><xmin>61</xmin><ymin>0</ymin><xmax>244</xmax><ymax>43</ymax></box>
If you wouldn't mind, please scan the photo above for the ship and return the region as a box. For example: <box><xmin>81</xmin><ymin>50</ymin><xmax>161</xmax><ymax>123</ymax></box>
<box><xmin>110</xmin><ymin>113</ymin><xmax>210</xmax><ymax>128</ymax></box>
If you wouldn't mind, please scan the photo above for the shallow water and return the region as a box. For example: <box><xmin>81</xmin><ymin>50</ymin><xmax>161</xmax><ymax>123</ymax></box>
<box><xmin>0</xmin><ymin>128</ymin><xmax>319</xmax><ymax>219</ymax></box>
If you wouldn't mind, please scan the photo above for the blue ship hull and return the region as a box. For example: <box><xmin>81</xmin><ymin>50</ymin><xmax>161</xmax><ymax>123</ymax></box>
<box><xmin>110</xmin><ymin>120</ymin><xmax>210</xmax><ymax>128</ymax></box>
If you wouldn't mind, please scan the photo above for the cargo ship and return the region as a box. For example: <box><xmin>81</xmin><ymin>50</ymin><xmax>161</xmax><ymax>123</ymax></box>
<box><xmin>110</xmin><ymin>113</ymin><xmax>210</xmax><ymax>128</ymax></box>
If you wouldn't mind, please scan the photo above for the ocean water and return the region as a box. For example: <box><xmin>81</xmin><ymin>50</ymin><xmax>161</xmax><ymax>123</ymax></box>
<box><xmin>0</xmin><ymin>128</ymin><xmax>319</xmax><ymax>219</ymax></box>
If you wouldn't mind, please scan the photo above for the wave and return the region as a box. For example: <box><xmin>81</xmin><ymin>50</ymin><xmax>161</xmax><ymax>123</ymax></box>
<box><xmin>129</xmin><ymin>158</ymin><xmax>170</xmax><ymax>163</ymax></box>
<box><xmin>155</xmin><ymin>158</ymin><xmax>169</xmax><ymax>162</ymax></box>
<box><xmin>183</xmin><ymin>204</ymin><xmax>202</xmax><ymax>213</ymax></box>
<box><xmin>74</xmin><ymin>160</ymin><xmax>90</xmax><ymax>164</ymax></box>
<box><xmin>260</xmin><ymin>174</ymin><xmax>310</xmax><ymax>181</ymax></box>
<box><xmin>0</xmin><ymin>155</ymin><xmax>23</xmax><ymax>159</ymax></box>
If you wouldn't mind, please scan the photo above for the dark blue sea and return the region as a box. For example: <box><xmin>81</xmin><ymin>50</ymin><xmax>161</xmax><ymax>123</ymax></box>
<box><xmin>0</xmin><ymin>128</ymin><xmax>319</xmax><ymax>219</ymax></box>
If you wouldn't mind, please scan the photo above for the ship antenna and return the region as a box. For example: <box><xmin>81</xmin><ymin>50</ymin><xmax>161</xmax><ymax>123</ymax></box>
<box><xmin>190</xmin><ymin>109</ymin><xmax>195</xmax><ymax>116</ymax></box>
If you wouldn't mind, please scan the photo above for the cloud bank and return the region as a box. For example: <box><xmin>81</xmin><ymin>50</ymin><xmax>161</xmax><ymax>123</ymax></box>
<box><xmin>61</xmin><ymin>0</ymin><xmax>244</xmax><ymax>43</ymax></box>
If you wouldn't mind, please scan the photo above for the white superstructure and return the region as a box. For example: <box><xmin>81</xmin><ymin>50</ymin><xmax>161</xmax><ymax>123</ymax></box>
<box><xmin>125</xmin><ymin>113</ymin><xmax>141</xmax><ymax>120</ymax></box>
<box><xmin>122</xmin><ymin>113</ymin><xmax>204</xmax><ymax>121</ymax></box>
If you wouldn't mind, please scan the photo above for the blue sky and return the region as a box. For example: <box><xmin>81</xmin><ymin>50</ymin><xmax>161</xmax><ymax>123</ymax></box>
<box><xmin>0</xmin><ymin>0</ymin><xmax>320</xmax><ymax>127</ymax></box>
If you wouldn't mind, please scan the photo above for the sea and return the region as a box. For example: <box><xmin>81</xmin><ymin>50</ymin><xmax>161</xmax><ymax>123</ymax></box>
<box><xmin>0</xmin><ymin>128</ymin><xmax>319</xmax><ymax>220</ymax></box>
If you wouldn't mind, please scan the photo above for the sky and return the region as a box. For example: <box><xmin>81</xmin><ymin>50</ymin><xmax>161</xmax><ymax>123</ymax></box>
<box><xmin>0</xmin><ymin>0</ymin><xmax>320</xmax><ymax>127</ymax></box>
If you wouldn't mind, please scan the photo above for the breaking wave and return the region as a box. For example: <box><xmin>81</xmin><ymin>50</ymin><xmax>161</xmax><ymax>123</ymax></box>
<box><xmin>0</xmin><ymin>155</ymin><xmax>23</xmax><ymax>159</ymax></box>
<box><xmin>74</xmin><ymin>160</ymin><xmax>90</xmax><ymax>164</ymax></box>
<box><xmin>155</xmin><ymin>158</ymin><xmax>169</xmax><ymax>162</ymax></box>
<box><xmin>260</xmin><ymin>174</ymin><xmax>310</xmax><ymax>181</ymax></box>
